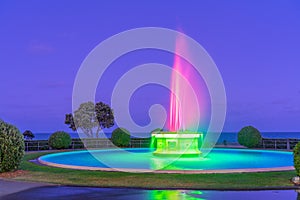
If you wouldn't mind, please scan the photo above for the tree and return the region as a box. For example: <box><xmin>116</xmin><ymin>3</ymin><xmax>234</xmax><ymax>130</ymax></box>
<box><xmin>65</xmin><ymin>101</ymin><xmax>114</xmax><ymax>138</ymax></box>
<box><xmin>23</xmin><ymin>130</ymin><xmax>35</xmax><ymax>140</ymax></box>
<box><xmin>95</xmin><ymin>102</ymin><xmax>114</xmax><ymax>137</ymax></box>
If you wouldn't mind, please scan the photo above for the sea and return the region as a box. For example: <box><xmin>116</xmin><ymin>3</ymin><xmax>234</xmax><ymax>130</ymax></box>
<box><xmin>31</xmin><ymin>132</ymin><xmax>300</xmax><ymax>144</ymax></box>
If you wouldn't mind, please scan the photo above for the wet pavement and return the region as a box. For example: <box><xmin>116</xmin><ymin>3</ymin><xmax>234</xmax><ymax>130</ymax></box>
<box><xmin>0</xmin><ymin>179</ymin><xmax>50</xmax><ymax>197</ymax></box>
<box><xmin>0</xmin><ymin>181</ymin><xmax>299</xmax><ymax>200</ymax></box>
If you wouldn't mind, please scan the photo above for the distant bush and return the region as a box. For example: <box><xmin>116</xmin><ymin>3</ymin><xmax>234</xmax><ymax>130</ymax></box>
<box><xmin>238</xmin><ymin>126</ymin><xmax>262</xmax><ymax>148</ymax></box>
<box><xmin>48</xmin><ymin>131</ymin><xmax>71</xmax><ymax>149</ymax></box>
<box><xmin>150</xmin><ymin>128</ymin><xmax>163</xmax><ymax>134</ymax></box>
<box><xmin>111</xmin><ymin>128</ymin><xmax>130</xmax><ymax>147</ymax></box>
<box><xmin>294</xmin><ymin>142</ymin><xmax>300</xmax><ymax>176</ymax></box>
<box><xmin>23</xmin><ymin>130</ymin><xmax>35</xmax><ymax>140</ymax></box>
<box><xmin>0</xmin><ymin>120</ymin><xmax>25</xmax><ymax>172</ymax></box>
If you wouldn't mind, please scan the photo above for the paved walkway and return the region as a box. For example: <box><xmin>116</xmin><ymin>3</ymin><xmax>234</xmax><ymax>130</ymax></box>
<box><xmin>0</xmin><ymin>179</ymin><xmax>51</xmax><ymax>197</ymax></box>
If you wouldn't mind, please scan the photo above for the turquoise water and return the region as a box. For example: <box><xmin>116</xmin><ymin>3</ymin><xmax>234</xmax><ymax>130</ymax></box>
<box><xmin>39</xmin><ymin>148</ymin><xmax>293</xmax><ymax>171</ymax></box>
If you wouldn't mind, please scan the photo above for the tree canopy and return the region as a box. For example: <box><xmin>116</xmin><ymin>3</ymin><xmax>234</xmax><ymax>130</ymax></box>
<box><xmin>23</xmin><ymin>130</ymin><xmax>35</xmax><ymax>140</ymax></box>
<box><xmin>65</xmin><ymin>101</ymin><xmax>114</xmax><ymax>138</ymax></box>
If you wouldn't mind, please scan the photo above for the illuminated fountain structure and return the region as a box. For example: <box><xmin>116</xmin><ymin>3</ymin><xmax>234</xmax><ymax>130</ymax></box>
<box><xmin>151</xmin><ymin>131</ymin><xmax>203</xmax><ymax>156</ymax></box>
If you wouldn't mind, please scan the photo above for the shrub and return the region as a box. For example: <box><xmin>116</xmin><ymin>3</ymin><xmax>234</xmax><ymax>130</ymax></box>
<box><xmin>0</xmin><ymin>120</ymin><xmax>25</xmax><ymax>172</ymax></box>
<box><xmin>111</xmin><ymin>128</ymin><xmax>130</xmax><ymax>147</ymax></box>
<box><xmin>23</xmin><ymin>130</ymin><xmax>35</xmax><ymax>140</ymax></box>
<box><xmin>294</xmin><ymin>142</ymin><xmax>300</xmax><ymax>176</ymax></box>
<box><xmin>150</xmin><ymin>128</ymin><xmax>163</xmax><ymax>134</ymax></box>
<box><xmin>237</xmin><ymin>126</ymin><xmax>262</xmax><ymax>148</ymax></box>
<box><xmin>48</xmin><ymin>131</ymin><xmax>71</xmax><ymax>149</ymax></box>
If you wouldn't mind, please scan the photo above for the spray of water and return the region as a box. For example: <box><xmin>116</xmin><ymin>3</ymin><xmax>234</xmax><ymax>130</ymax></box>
<box><xmin>168</xmin><ymin>33</ymin><xmax>201</xmax><ymax>132</ymax></box>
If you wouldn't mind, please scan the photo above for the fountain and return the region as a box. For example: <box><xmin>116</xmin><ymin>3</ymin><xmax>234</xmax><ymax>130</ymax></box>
<box><xmin>38</xmin><ymin>50</ymin><xmax>294</xmax><ymax>172</ymax></box>
<box><xmin>38</xmin><ymin>30</ymin><xmax>294</xmax><ymax>173</ymax></box>
<box><xmin>151</xmin><ymin>33</ymin><xmax>203</xmax><ymax>157</ymax></box>
<box><xmin>151</xmin><ymin>131</ymin><xmax>202</xmax><ymax>156</ymax></box>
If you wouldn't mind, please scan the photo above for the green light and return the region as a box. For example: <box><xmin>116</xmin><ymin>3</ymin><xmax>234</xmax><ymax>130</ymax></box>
<box><xmin>151</xmin><ymin>131</ymin><xmax>203</xmax><ymax>157</ymax></box>
<box><xmin>148</xmin><ymin>190</ymin><xmax>206</xmax><ymax>200</ymax></box>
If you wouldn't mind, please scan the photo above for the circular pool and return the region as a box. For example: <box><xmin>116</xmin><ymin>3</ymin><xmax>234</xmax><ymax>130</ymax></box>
<box><xmin>38</xmin><ymin>148</ymin><xmax>294</xmax><ymax>173</ymax></box>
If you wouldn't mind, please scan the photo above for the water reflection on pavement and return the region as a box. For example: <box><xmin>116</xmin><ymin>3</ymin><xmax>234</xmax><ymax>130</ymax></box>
<box><xmin>2</xmin><ymin>186</ymin><xmax>298</xmax><ymax>200</ymax></box>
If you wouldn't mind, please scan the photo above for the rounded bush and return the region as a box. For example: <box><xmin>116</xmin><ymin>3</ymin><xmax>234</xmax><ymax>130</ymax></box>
<box><xmin>48</xmin><ymin>131</ymin><xmax>71</xmax><ymax>149</ymax></box>
<box><xmin>111</xmin><ymin>128</ymin><xmax>130</xmax><ymax>147</ymax></box>
<box><xmin>294</xmin><ymin>142</ymin><xmax>300</xmax><ymax>176</ymax></box>
<box><xmin>0</xmin><ymin>120</ymin><xmax>25</xmax><ymax>172</ymax></box>
<box><xmin>237</xmin><ymin>126</ymin><xmax>262</xmax><ymax>148</ymax></box>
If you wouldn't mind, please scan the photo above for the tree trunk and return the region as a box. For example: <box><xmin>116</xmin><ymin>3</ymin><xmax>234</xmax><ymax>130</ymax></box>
<box><xmin>95</xmin><ymin>127</ymin><xmax>101</xmax><ymax>138</ymax></box>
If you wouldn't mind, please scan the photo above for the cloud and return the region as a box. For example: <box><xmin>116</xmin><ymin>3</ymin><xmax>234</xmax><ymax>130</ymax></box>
<box><xmin>27</xmin><ymin>40</ymin><xmax>54</xmax><ymax>54</ymax></box>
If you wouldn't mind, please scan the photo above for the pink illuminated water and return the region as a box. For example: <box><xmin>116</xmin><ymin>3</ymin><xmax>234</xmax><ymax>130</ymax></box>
<box><xmin>168</xmin><ymin>33</ymin><xmax>201</xmax><ymax>132</ymax></box>
<box><xmin>169</xmin><ymin>46</ymin><xmax>183</xmax><ymax>131</ymax></box>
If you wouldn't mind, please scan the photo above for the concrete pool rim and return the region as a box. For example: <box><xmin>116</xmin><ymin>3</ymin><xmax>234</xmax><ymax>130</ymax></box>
<box><xmin>37</xmin><ymin>148</ymin><xmax>295</xmax><ymax>174</ymax></box>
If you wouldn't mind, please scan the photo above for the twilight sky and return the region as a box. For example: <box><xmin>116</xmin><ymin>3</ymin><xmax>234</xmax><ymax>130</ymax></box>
<box><xmin>0</xmin><ymin>1</ymin><xmax>300</xmax><ymax>133</ymax></box>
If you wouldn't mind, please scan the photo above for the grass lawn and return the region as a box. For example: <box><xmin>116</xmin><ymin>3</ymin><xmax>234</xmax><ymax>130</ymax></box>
<box><xmin>8</xmin><ymin>151</ymin><xmax>297</xmax><ymax>190</ymax></box>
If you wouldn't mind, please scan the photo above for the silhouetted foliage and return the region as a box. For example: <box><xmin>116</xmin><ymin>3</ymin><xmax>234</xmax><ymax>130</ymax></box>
<box><xmin>23</xmin><ymin>130</ymin><xmax>35</xmax><ymax>140</ymax></box>
<box><xmin>65</xmin><ymin>114</ymin><xmax>76</xmax><ymax>131</ymax></box>
<box><xmin>95</xmin><ymin>102</ymin><xmax>114</xmax><ymax>131</ymax></box>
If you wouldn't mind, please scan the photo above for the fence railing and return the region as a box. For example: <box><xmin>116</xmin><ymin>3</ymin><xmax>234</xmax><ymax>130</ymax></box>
<box><xmin>261</xmin><ymin>138</ymin><xmax>300</xmax><ymax>150</ymax></box>
<box><xmin>24</xmin><ymin>138</ymin><xmax>152</xmax><ymax>151</ymax></box>
<box><xmin>24</xmin><ymin>138</ymin><xmax>300</xmax><ymax>151</ymax></box>
<box><xmin>24</xmin><ymin>140</ymin><xmax>49</xmax><ymax>151</ymax></box>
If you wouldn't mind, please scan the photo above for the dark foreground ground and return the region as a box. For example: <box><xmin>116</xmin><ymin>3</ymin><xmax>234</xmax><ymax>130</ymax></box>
<box><xmin>0</xmin><ymin>179</ymin><xmax>299</xmax><ymax>200</ymax></box>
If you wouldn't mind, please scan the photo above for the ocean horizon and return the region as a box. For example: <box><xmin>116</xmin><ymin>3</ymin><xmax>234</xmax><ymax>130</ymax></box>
<box><xmin>29</xmin><ymin>132</ymin><xmax>300</xmax><ymax>144</ymax></box>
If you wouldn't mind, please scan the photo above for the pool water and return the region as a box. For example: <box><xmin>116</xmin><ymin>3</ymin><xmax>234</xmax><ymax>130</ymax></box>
<box><xmin>39</xmin><ymin>148</ymin><xmax>293</xmax><ymax>172</ymax></box>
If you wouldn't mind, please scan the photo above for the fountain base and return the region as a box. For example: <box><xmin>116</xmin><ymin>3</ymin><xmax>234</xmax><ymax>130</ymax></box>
<box><xmin>151</xmin><ymin>131</ymin><xmax>203</xmax><ymax>157</ymax></box>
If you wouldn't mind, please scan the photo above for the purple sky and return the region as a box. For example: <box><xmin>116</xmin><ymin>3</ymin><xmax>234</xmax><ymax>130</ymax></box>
<box><xmin>0</xmin><ymin>1</ymin><xmax>300</xmax><ymax>133</ymax></box>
